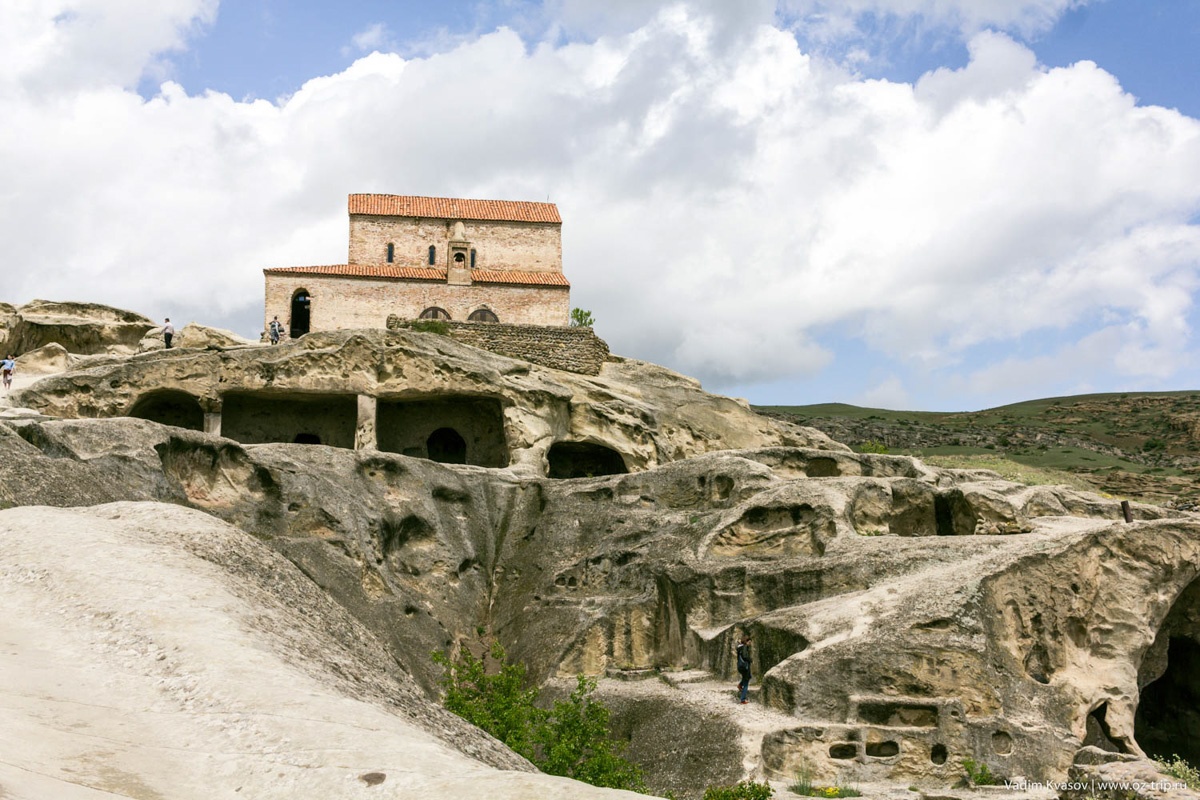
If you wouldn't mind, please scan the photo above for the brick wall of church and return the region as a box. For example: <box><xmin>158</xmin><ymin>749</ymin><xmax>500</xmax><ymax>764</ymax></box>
<box><xmin>348</xmin><ymin>215</ymin><xmax>562</xmax><ymax>272</ymax></box>
<box><xmin>264</xmin><ymin>274</ymin><xmax>570</xmax><ymax>334</ymax></box>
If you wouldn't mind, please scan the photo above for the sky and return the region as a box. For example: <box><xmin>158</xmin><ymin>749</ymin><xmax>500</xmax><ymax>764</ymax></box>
<box><xmin>2</xmin><ymin>1</ymin><xmax>1199</xmax><ymax>411</ymax></box>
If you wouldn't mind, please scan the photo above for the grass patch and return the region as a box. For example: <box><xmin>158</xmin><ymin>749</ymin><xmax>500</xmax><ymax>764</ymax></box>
<box><xmin>915</xmin><ymin>454</ymin><xmax>1098</xmax><ymax>492</ymax></box>
<box><xmin>703</xmin><ymin>780</ymin><xmax>775</xmax><ymax>800</ymax></box>
<box><xmin>790</xmin><ymin>763</ymin><xmax>861</xmax><ymax>798</ymax></box>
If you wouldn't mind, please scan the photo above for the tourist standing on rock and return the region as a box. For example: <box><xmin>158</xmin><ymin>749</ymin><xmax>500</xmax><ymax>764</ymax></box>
<box><xmin>268</xmin><ymin>316</ymin><xmax>282</xmax><ymax>345</ymax></box>
<box><xmin>1</xmin><ymin>354</ymin><xmax>14</xmax><ymax>391</ymax></box>
<box><xmin>162</xmin><ymin>318</ymin><xmax>175</xmax><ymax>349</ymax></box>
<box><xmin>736</xmin><ymin>634</ymin><xmax>752</xmax><ymax>704</ymax></box>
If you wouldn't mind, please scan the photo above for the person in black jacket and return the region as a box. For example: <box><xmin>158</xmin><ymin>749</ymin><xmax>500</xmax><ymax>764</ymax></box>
<box><xmin>736</xmin><ymin>634</ymin><xmax>752</xmax><ymax>704</ymax></box>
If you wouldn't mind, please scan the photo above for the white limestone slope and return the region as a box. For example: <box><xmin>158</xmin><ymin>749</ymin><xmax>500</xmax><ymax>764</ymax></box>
<box><xmin>0</xmin><ymin>502</ymin><xmax>649</xmax><ymax>800</ymax></box>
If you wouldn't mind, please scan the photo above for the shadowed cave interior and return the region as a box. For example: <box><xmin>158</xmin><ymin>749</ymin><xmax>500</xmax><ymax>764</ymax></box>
<box><xmin>1135</xmin><ymin>575</ymin><xmax>1200</xmax><ymax>765</ymax></box>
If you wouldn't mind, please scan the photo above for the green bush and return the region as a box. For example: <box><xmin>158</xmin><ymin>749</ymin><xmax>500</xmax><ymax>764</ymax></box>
<box><xmin>434</xmin><ymin>643</ymin><xmax>646</xmax><ymax>792</ymax></box>
<box><xmin>432</xmin><ymin>642</ymin><xmax>542</xmax><ymax>761</ymax></box>
<box><xmin>962</xmin><ymin>758</ymin><xmax>998</xmax><ymax>786</ymax></box>
<box><xmin>703</xmin><ymin>780</ymin><xmax>774</xmax><ymax>800</ymax></box>
<box><xmin>570</xmin><ymin>308</ymin><xmax>595</xmax><ymax>328</ymax></box>
<box><xmin>856</xmin><ymin>440</ymin><xmax>889</xmax><ymax>454</ymax></box>
<box><xmin>1155</xmin><ymin>754</ymin><xmax>1200</xmax><ymax>790</ymax></box>
<box><xmin>408</xmin><ymin>319</ymin><xmax>450</xmax><ymax>335</ymax></box>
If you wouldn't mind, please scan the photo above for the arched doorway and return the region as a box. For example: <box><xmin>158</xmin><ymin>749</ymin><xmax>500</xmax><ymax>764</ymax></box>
<box><xmin>427</xmin><ymin>427</ymin><xmax>467</xmax><ymax>464</ymax></box>
<box><xmin>290</xmin><ymin>290</ymin><xmax>311</xmax><ymax>338</ymax></box>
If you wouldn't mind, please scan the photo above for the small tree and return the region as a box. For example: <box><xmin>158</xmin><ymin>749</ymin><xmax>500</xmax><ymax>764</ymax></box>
<box><xmin>535</xmin><ymin>675</ymin><xmax>646</xmax><ymax>791</ymax></box>
<box><xmin>434</xmin><ymin>643</ymin><xmax>645</xmax><ymax>792</ymax></box>
<box><xmin>570</xmin><ymin>308</ymin><xmax>595</xmax><ymax>328</ymax></box>
<box><xmin>432</xmin><ymin>641</ymin><xmax>543</xmax><ymax>761</ymax></box>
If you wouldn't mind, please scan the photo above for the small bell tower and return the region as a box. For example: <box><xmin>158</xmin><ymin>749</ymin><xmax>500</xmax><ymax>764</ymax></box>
<box><xmin>447</xmin><ymin>220</ymin><xmax>472</xmax><ymax>286</ymax></box>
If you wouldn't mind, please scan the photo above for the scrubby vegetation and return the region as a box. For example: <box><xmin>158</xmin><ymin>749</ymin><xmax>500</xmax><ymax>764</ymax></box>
<box><xmin>433</xmin><ymin>642</ymin><xmax>646</xmax><ymax>792</ymax></box>
<box><xmin>703</xmin><ymin>779</ymin><xmax>775</xmax><ymax>800</ymax></box>
<box><xmin>759</xmin><ymin>391</ymin><xmax>1200</xmax><ymax>505</ymax></box>
<box><xmin>1155</xmin><ymin>754</ymin><xmax>1200</xmax><ymax>790</ymax></box>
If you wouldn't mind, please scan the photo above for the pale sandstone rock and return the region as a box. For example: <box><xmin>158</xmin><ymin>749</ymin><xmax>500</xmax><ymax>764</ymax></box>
<box><xmin>0</xmin><ymin>502</ymin><xmax>649</xmax><ymax>800</ymax></box>
<box><xmin>13</xmin><ymin>328</ymin><xmax>845</xmax><ymax>475</ymax></box>
<box><xmin>3</xmin><ymin>414</ymin><xmax>1198</xmax><ymax>799</ymax></box>
<box><xmin>137</xmin><ymin>321</ymin><xmax>257</xmax><ymax>351</ymax></box>
<box><xmin>3</xmin><ymin>303</ymin><xmax>1200</xmax><ymax>800</ymax></box>
<box><xmin>14</xmin><ymin>341</ymin><xmax>70</xmax><ymax>374</ymax></box>
<box><xmin>0</xmin><ymin>299</ymin><xmax>155</xmax><ymax>355</ymax></box>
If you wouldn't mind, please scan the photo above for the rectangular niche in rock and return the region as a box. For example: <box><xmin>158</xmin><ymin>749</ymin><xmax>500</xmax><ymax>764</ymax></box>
<box><xmin>376</xmin><ymin>395</ymin><xmax>508</xmax><ymax>468</ymax></box>
<box><xmin>221</xmin><ymin>391</ymin><xmax>358</xmax><ymax>449</ymax></box>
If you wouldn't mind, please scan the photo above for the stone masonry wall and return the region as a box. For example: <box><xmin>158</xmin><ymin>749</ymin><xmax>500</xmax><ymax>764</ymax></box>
<box><xmin>387</xmin><ymin>316</ymin><xmax>610</xmax><ymax>376</ymax></box>
<box><xmin>264</xmin><ymin>274</ymin><xmax>570</xmax><ymax>333</ymax></box>
<box><xmin>348</xmin><ymin>215</ymin><xmax>562</xmax><ymax>272</ymax></box>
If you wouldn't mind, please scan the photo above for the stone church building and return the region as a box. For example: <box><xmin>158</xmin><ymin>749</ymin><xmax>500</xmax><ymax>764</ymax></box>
<box><xmin>264</xmin><ymin>194</ymin><xmax>571</xmax><ymax>338</ymax></box>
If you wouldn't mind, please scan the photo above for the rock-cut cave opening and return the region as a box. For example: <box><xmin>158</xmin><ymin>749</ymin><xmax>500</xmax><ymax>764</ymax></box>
<box><xmin>547</xmin><ymin>441</ymin><xmax>628</xmax><ymax>479</ymax></box>
<box><xmin>128</xmin><ymin>390</ymin><xmax>204</xmax><ymax>431</ymax></box>
<box><xmin>1134</xmin><ymin>575</ymin><xmax>1200</xmax><ymax>765</ymax></box>
<box><xmin>221</xmin><ymin>392</ymin><xmax>358</xmax><ymax>449</ymax></box>
<box><xmin>376</xmin><ymin>395</ymin><xmax>507</xmax><ymax>468</ymax></box>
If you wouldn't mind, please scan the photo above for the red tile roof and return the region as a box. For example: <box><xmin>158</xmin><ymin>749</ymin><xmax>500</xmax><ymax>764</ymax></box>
<box><xmin>348</xmin><ymin>194</ymin><xmax>562</xmax><ymax>224</ymax></box>
<box><xmin>263</xmin><ymin>264</ymin><xmax>570</xmax><ymax>287</ymax></box>
<box><xmin>473</xmin><ymin>270</ymin><xmax>570</xmax><ymax>287</ymax></box>
<box><xmin>263</xmin><ymin>264</ymin><xmax>448</xmax><ymax>281</ymax></box>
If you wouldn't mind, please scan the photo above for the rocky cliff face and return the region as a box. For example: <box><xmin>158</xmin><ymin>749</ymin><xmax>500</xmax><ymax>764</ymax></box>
<box><xmin>3</xmin><ymin>307</ymin><xmax>1199</xmax><ymax>800</ymax></box>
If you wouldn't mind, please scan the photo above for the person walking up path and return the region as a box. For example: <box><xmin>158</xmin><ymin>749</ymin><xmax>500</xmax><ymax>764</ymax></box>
<box><xmin>268</xmin><ymin>316</ymin><xmax>282</xmax><ymax>345</ymax></box>
<box><xmin>1</xmin><ymin>354</ymin><xmax>14</xmax><ymax>391</ymax></box>
<box><xmin>736</xmin><ymin>634</ymin><xmax>752</xmax><ymax>704</ymax></box>
<box><xmin>162</xmin><ymin>318</ymin><xmax>175</xmax><ymax>349</ymax></box>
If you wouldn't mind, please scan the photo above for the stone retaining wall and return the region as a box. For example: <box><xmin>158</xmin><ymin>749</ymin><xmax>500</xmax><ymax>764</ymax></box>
<box><xmin>387</xmin><ymin>316</ymin><xmax>609</xmax><ymax>375</ymax></box>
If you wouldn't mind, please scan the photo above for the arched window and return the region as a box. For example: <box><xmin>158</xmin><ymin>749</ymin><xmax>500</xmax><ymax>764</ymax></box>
<box><xmin>290</xmin><ymin>289</ymin><xmax>312</xmax><ymax>338</ymax></box>
<box><xmin>468</xmin><ymin>308</ymin><xmax>499</xmax><ymax>323</ymax></box>
<box><xmin>428</xmin><ymin>245</ymin><xmax>436</xmax><ymax>265</ymax></box>
<box><xmin>386</xmin><ymin>243</ymin><xmax>395</xmax><ymax>263</ymax></box>
<box><xmin>418</xmin><ymin>307</ymin><xmax>450</xmax><ymax>320</ymax></box>
<box><xmin>470</xmin><ymin>249</ymin><xmax>477</xmax><ymax>269</ymax></box>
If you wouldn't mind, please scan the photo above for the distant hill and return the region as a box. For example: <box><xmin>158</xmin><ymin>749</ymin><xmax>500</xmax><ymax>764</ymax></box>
<box><xmin>758</xmin><ymin>391</ymin><xmax>1200</xmax><ymax>507</ymax></box>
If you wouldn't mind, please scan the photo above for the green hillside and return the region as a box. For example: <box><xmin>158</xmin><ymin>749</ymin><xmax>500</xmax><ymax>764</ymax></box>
<box><xmin>758</xmin><ymin>391</ymin><xmax>1200</xmax><ymax>506</ymax></box>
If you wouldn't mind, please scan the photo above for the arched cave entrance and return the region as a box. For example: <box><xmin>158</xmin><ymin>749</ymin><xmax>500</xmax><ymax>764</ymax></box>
<box><xmin>290</xmin><ymin>290</ymin><xmax>311</xmax><ymax>339</ymax></box>
<box><xmin>220</xmin><ymin>392</ymin><xmax>357</xmax><ymax>449</ymax></box>
<box><xmin>547</xmin><ymin>441</ymin><xmax>628</xmax><ymax>479</ymax></box>
<box><xmin>376</xmin><ymin>395</ymin><xmax>508</xmax><ymax>467</ymax></box>
<box><xmin>128</xmin><ymin>390</ymin><xmax>204</xmax><ymax>431</ymax></box>
<box><xmin>427</xmin><ymin>427</ymin><xmax>467</xmax><ymax>464</ymax></box>
<box><xmin>1135</xmin><ymin>575</ymin><xmax>1200</xmax><ymax>764</ymax></box>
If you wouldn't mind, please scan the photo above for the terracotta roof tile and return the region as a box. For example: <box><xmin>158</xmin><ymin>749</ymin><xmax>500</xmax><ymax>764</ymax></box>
<box><xmin>473</xmin><ymin>270</ymin><xmax>570</xmax><ymax>287</ymax></box>
<box><xmin>263</xmin><ymin>264</ymin><xmax>570</xmax><ymax>287</ymax></box>
<box><xmin>263</xmin><ymin>265</ymin><xmax>448</xmax><ymax>281</ymax></box>
<box><xmin>348</xmin><ymin>194</ymin><xmax>562</xmax><ymax>224</ymax></box>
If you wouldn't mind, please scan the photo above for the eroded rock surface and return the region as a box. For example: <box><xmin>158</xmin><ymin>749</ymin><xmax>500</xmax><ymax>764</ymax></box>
<box><xmin>13</xmin><ymin>328</ymin><xmax>841</xmax><ymax>475</ymax></box>
<box><xmin>4</xmin><ymin>413</ymin><xmax>1198</xmax><ymax>799</ymax></box>
<box><xmin>4</xmin><ymin>303</ymin><xmax>1200</xmax><ymax>800</ymax></box>
<box><xmin>0</xmin><ymin>299</ymin><xmax>156</xmax><ymax>355</ymax></box>
<box><xmin>0</xmin><ymin>502</ymin><xmax>647</xmax><ymax>800</ymax></box>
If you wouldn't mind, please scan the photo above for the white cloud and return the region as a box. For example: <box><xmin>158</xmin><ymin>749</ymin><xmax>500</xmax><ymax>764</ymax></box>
<box><xmin>1</xmin><ymin>1</ymin><xmax>1198</xmax><ymax>402</ymax></box>
<box><xmin>343</xmin><ymin>22</ymin><xmax>396</xmax><ymax>57</ymax></box>
<box><xmin>0</xmin><ymin>0</ymin><xmax>215</xmax><ymax>93</ymax></box>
